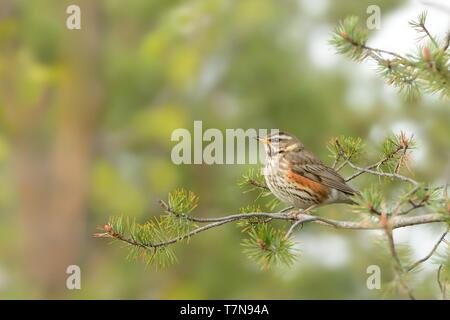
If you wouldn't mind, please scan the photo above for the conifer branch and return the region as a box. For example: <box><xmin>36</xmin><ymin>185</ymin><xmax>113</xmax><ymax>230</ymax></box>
<box><xmin>331</xmin><ymin>12</ymin><xmax>450</xmax><ymax>100</ymax></box>
<box><xmin>335</xmin><ymin>139</ymin><xmax>419</xmax><ymax>186</ymax></box>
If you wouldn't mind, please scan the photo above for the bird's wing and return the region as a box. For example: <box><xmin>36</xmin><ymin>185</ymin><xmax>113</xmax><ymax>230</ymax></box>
<box><xmin>287</xmin><ymin>151</ymin><xmax>359</xmax><ymax>196</ymax></box>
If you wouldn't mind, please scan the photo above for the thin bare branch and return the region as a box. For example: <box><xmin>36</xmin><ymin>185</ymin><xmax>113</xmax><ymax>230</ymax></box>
<box><xmin>363</xmin><ymin>44</ymin><xmax>409</xmax><ymax>61</ymax></box>
<box><xmin>345</xmin><ymin>160</ymin><xmax>419</xmax><ymax>186</ymax></box>
<box><xmin>382</xmin><ymin>213</ymin><xmax>416</xmax><ymax>300</ymax></box>
<box><xmin>407</xmin><ymin>229</ymin><xmax>448</xmax><ymax>272</ymax></box>
<box><xmin>384</xmin><ymin>221</ymin><xmax>404</xmax><ymax>269</ymax></box>
<box><xmin>284</xmin><ymin>220</ymin><xmax>304</xmax><ymax>240</ymax></box>
<box><xmin>397</xmin><ymin>200</ymin><xmax>425</xmax><ymax>216</ymax></box>
<box><xmin>443</xmin><ymin>31</ymin><xmax>450</xmax><ymax>51</ymax></box>
<box><xmin>335</xmin><ymin>140</ymin><xmax>418</xmax><ymax>185</ymax></box>
<box><xmin>97</xmin><ymin>212</ymin><xmax>446</xmax><ymax>250</ymax></box>
<box><xmin>414</xmin><ymin>16</ymin><xmax>439</xmax><ymax>48</ymax></box>
<box><xmin>331</xmin><ymin>154</ymin><xmax>341</xmax><ymax>169</ymax></box>
<box><xmin>437</xmin><ymin>265</ymin><xmax>447</xmax><ymax>300</ymax></box>
<box><xmin>340</xmin><ymin>32</ymin><xmax>409</xmax><ymax>61</ymax></box>
<box><xmin>335</xmin><ymin>160</ymin><xmax>349</xmax><ymax>172</ymax></box>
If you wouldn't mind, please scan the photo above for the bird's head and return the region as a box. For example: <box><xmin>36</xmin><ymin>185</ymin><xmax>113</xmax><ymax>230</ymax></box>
<box><xmin>257</xmin><ymin>131</ymin><xmax>304</xmax><ymax>157</ymax></box>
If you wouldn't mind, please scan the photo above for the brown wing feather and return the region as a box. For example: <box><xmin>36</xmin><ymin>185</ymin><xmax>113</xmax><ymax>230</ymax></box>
<box><xmin>286</xmin><ymin>150</ymin><xmax>358</xmax><ymax>196</ymax></box>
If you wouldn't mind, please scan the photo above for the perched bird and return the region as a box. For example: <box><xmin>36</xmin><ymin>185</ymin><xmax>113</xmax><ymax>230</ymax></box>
<box><xmin>257</xmin><ymin>131</ymin><xmax>359</xmax><ymax>214</ymax></box>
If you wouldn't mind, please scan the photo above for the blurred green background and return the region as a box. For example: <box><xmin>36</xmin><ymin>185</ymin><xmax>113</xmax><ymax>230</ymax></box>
<box><xmin>0</xmin><ymin>0</ymin><xmax>449</xmax><ymax>299</ymax></box>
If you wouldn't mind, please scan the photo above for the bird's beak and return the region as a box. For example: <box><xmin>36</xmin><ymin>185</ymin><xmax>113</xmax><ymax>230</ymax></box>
<box><xmin>255</xmin><ymin>136</ymin><xmax>268</xmax><ymax>144</ymax></box>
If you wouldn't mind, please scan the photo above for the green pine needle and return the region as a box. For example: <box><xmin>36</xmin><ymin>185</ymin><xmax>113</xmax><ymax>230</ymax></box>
<box><xmin>330</xmin><ymin>16</ymin><xmax>369</xmax><ymax>62</ymax></box>
<box><xmin>242</xmin><ymin>223</ymin><xmax>297</xmax><ymax>270</ymax></box>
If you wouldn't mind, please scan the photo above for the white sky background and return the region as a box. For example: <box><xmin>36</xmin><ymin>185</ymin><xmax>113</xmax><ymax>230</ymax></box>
<box><xmin>297</xmin><ymin>0</ymin><xmax>450</xmax><ymax>284</ymax></box>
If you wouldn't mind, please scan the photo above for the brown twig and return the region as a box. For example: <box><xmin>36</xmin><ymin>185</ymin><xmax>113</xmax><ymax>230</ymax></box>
<box><xmin>406</xmin><ymin>228</ymin><xmax>448</xmax><ymax>272</ymax></box>
<box><xmin>397</xmin><ymin>200</ymin><xmax>426</xmax><ymax>216</ymax></box>
<box><xmin>418</xmin><ymin>21</ymin><xmax>439</xmax><ymax>48</ymax></box>
<box><xmin>345</xmin><ymin>160</ymin><xmax>419</xmax><ymax>186</ymax></box>
<box><xmin>96</xmin><ymin>212</ymin><xmax>446</xmax><ymax>249</ymax></box>
<box><xmin>443</xmin><ymin>31</ymin><xmax>450</xmax><ymax>51</ymax></box>
<box><xmin>381</xmin><ymin>213</ymin><xmax>416</xmax><ymax>300</ymax></box>
<box><xmin>340</xmin><ymin>33</ymin><xmax>409</xmax><ymax>61</ymax></box>
<box><xmin>437</xmin><ymin>265</ymin><xmax>447</xmax><ymax>300</ymax></box>
<box><xmin>284</xmin><ymin>220</ymin><xmax>305</xmax><ymax>240</ymax></box>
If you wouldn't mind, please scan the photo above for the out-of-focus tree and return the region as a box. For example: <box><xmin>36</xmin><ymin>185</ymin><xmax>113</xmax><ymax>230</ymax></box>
<box><xmin>0</xmin><ymin>0</ymin><xmax>104</xmax><ymax>295</ymax></box>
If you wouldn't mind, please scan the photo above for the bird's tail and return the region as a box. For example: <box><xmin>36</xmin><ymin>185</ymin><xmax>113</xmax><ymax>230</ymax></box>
<box><xmin>345</xmin><ymin>198</ymin><xmax>360</xmax><ymax>206</ymax></box>
<box><xmin>348</xmin><ymin>188</ymin><xmax>362</xmax><ymax>205</ymax></box>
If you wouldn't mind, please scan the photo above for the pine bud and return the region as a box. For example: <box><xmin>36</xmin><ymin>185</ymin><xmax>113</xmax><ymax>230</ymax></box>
<box><xmin>257</xmin><ymin>239</ymin><xmax>267</xmax><ymax>251</ymax></box>
<box><xmin>340</xmin><ymin>31</ymin><xmax>350</xmax><ymax>41</ymax></box>
<box><xmin>422</xmin><ymin>47</ymin><xmax>431</xmax><ymax>61</ymax></box>
<box><xmin>104</xmin><ymin>224</ymin><xmax>112</xmax><ymax>233</ymax></box>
